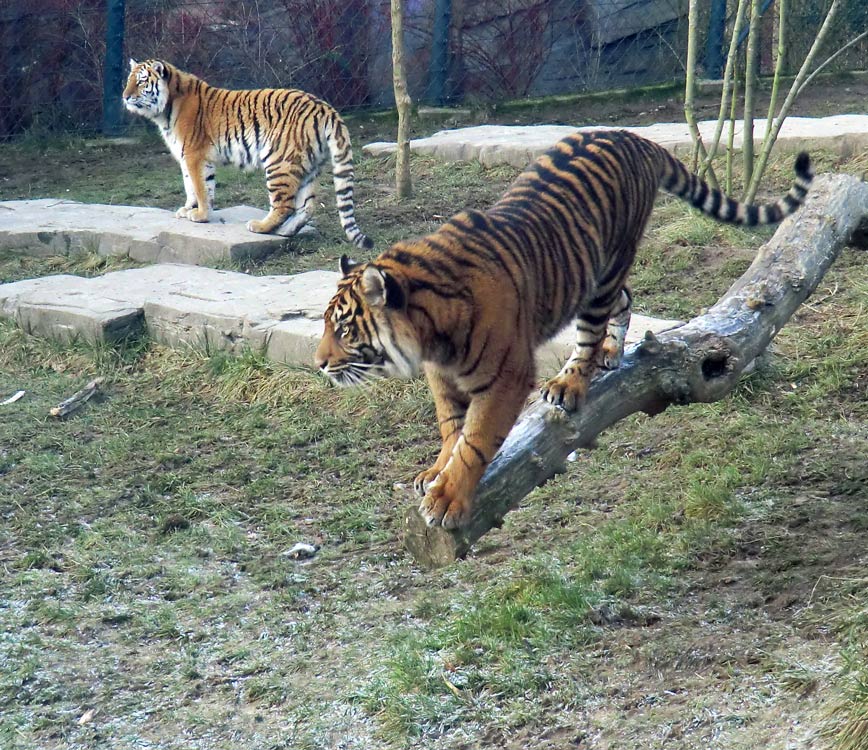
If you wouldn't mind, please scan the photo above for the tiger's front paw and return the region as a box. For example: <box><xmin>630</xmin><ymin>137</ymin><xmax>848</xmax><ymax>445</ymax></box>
<box><xmin>540</xmin><ymin>372</ymin><xmax>590</xmax><ymax>412</ymax></box>
<box><xmin>419</xmin><ymin>478</ymin><xmax>472</xmax><ymax>530</ymax></box>
<box><xmin>413</xmin><ymin>467</ymin><xmax>440</xmax><ymax>498</ymax></box>
<box><xmin>175</xmin><ymin>206</ymin><xmax>193</xmax><ymax>219</ymax></box>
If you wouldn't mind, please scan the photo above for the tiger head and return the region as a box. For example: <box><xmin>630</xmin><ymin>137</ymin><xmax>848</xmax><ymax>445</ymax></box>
<box><xmin>123</xmin><ymin>59</ymin><xmax>171</xmax><ymax>120</ymax></box>
<box><xmin>315</xmin><ymin>255</ymin><xmax>422</xmax><ymax>386</ymax></box>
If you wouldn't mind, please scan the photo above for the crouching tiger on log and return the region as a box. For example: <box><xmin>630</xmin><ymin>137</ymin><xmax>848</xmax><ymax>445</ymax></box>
<box><xmin>315</xmin><ymin>130</ymin><xmax>813</xmax><ymax>529</ymax></box>
<box><xmin>122</xmin><ymin>59</ymin><xmax>372</xmax><ymax>248</ymax></box>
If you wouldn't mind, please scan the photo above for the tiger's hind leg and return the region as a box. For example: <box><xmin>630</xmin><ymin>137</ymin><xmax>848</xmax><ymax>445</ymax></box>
<box><xmin>248</xmin><ymin>159</ymin><xmax>303</xmax><ymax>234</ymax></box>
<box><xmin>542</xmin><ymin>286</ymin><xmax>628</xmax><ymax>411</ymax></box>
<box><xmin>274</xmin><ymin>168</ymin><xmax>320</xmax><ymax>238</ymax></box>
<box><xmin>596</xmin><ymin>287</ymin><xmax>632</xmax><ymax>371</ymax></box>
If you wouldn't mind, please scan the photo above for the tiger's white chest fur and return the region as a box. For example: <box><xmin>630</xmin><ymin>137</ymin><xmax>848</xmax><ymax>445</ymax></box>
<box><xmin>158</xmin><ymin>124</ymin><xmax>184</xmax><ymax>163</ymax></box>
<box><xmin>157</xmin><ymin>112</ymin><xmax>263</xmax><ymax>172</ymax></box>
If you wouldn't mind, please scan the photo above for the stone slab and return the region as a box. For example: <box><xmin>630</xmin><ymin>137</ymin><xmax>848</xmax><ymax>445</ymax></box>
<box><xmin>0</xmin><ymin>200</ymin><xmax>295</xmax><ymax>265</ymax></box>
<box><xmin>363</xmin><ymin>114</ymin><xmax>868</xmax><ymax>168</ymax></box>
<box><xmin>0</xmin><ymin>265</ymin><xmax>340</xmax><ymax>362</ymax></box>
<box><xmin>0</xmin><ymin>262</ymin><xmax>681</xmax><ymax>368</ymax></box>
<box><xmin>0</xmin><ymin>274</ymin><xmax>145</xmax><ymax>345</ymax></box>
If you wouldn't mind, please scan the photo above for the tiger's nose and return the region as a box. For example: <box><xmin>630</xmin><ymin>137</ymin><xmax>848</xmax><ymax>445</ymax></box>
<box><xmin>314</xmin><ymin>354</ymin><xmax>327</xmax><ymax>371</ymax></box>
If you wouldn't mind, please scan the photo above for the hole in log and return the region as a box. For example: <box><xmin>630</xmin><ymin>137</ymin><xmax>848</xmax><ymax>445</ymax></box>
<box><xmin>701</xmin><ymin>352</ymin><xmax>730</xmax><ymax>380</ymax></box>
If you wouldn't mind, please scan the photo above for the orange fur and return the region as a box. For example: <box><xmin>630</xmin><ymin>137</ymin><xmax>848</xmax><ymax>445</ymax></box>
<box><xmin>123</xmin><ymin>58</ymin><xmax>372</xmax><ymax>248</ymax></box>
<box><xmin>315</xmin><ymin>130</ymin><xmax>813</xmax><ymax>529</ymax></box>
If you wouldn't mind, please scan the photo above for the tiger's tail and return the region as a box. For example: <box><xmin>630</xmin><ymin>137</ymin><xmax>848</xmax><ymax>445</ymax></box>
<box><xmin>659</xmin><ymin>148</ymin><xmax>814</xmax><ymax>225</ymax></box>
<box><xmin>325</xmin><ymin>117</ymin><xmax>373</xmax><ymax>250</ymax></box>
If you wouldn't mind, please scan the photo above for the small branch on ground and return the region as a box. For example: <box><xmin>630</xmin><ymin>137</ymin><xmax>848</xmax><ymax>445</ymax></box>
<box><xmin>50</xmin><ymin>378</ymin><xmax>105</xmax><ymax>418</ymax></box>
<box><xmin>1</xmin><ymin>390</ymin><xmax>26</xmax><ymax>406</ymax></box>
<box><xmin>403</xmin><ymin>173</ymin><xmax>868</xmax><ymax>568</ymax></box>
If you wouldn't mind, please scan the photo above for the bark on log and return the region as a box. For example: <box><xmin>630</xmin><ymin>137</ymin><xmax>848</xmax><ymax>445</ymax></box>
<box><xmin>403</xmin><ymin>173</ymin><xmax>868</xmax><ymax>568</ymax></box>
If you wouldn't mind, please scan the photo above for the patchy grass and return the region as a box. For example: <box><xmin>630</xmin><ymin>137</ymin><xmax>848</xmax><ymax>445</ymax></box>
<box><xmin>1</xmin><ymin>114</ymin><xmax>868</xmax><ymax>749</ymax></box>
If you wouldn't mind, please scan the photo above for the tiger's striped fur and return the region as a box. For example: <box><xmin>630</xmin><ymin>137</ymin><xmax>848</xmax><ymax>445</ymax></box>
<box><xmin>122</xmin><ymin>58</ymin><xmax>372</xmax><ymax>248</ymax></box>
<box><xmin>315</xmin><ymin>130</ymin><xmax>813</xmax><ymax>529</ymax></box>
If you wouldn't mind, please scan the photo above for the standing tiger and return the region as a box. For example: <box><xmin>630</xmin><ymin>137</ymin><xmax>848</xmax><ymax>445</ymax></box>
<box><xmin>122</xmin><ymin>59</ymin><xmax>372</xmax><ymax>248</ymax></box>
<box><xmin>315</xmin><ymin>130</ymin><xmax>813</xmax><ymax>529</ymax></box>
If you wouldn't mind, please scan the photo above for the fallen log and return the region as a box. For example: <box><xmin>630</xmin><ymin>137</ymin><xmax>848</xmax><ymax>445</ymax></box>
<box><xmin>404</xmin><ymin>173</ymin><xmax>868</xmax><ymax>568</ymax></box>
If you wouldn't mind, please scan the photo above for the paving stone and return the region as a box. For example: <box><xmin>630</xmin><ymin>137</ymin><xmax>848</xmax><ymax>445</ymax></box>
<box><xmin>139</xmin><ymin>267</ymin><xmax>337</xmax><ymax>360</ymax></box>
<box><xmin>0</xmin><ymin>199</ymin><xmax>291</xmax><ymax>265</ymax></box>
<box><xmin>0</xmin><ymin>274</ymin><xmax>144</xmax><ymax>345</ymax></box>
<box><xmin>0</xmin><ymin>265</ymin><xmax>338</xmax><ymax>361</ymax></box>
<box><xmin>363</xmin><ymin>114</ymin><xmax>868</xmax><ymax>168</ymax></box>
<box><xmin>0</xmin><ymin>264</ymin><xmax>682</xmax><ymax>368</ymax></box>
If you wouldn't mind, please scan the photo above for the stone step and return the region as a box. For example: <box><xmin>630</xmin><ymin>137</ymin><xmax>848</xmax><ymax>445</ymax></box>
<box><xmin>0</xmin><ymin>200</ymin><xmax>306</xmax><ymax>265</ymax></box>
<box><xmin>0</xmin><ymin>264</ymin><xmax>681</xmax><ymax>369</ymax></box>
<box><xmin>0</xmin><ymin>265</ymin><xmax>336</xmax><ymax>364</ymax></box>
<box><xmin>363</xmin><ymin>114</ymin><xmax>868</xmax><ymax>168</ymax></box>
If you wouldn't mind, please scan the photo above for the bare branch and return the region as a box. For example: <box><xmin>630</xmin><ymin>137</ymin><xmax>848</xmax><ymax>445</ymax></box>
<box><xmin>744</xmin><ymin>0</ymin><xmax>843</xmax><ymax>202</ymax></box>
<box><xmin>742</xmin><ymin>0</ymin><xmax>763</xmax><ymax>194</ymax></box>
<box><xmin>699</xmin><ymin>0</ymin><xmax>749</xmax><ymax>182</ymax></box>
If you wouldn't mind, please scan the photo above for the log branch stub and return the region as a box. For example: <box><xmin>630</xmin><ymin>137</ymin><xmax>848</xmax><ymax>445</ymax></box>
<box><xmin>403</xmin><ymin>173</ymin><xmax>868</xmax><ymax>569</ymax></box>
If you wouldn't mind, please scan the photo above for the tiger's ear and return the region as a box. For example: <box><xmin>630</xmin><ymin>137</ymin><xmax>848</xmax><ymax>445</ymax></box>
<box><xmin>361</xmin><ymin>266</ymin><xmax>405</xmax><ymax>310</ymax></box>
<box><xmin>152</xmin><ymin>60</ymin><xmax>167</xmax><ymax>78</ymax></box>
<box><xmin>339</xmin><ymin>254</ymin><xmax>359</xmax><ymax>277</ymax></box>
<box><xmin>129</xmin><ymin>58</ymin><xmax>138</xmax><ymax>71</ymax></box>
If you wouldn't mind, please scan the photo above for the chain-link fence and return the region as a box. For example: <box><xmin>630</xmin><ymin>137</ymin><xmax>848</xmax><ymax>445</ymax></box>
<box><xmin>1</xmin><ymin>0</ymin><xmax>866</xmax><ymax>140</ymax></box>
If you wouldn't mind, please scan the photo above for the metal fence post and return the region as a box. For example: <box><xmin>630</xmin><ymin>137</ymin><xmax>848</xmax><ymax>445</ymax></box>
<box><xmin>102</xmin><ymin>0</ymin><xmax>126</xmax><ymax>136</ymax></box>
<box><xmin>426</xmin><ymin>0</ymin><xmax>451</xmax><ymax>104</ymax></box>
<box><xmin>704</xmin><ymin>0</ymin><xmax>727</xmax><ymax>79</ymax></box>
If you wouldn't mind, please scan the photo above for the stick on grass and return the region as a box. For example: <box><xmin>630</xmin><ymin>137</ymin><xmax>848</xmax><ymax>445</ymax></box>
<box><xmin>50</xmin><ymin>378</ymin><xmax>105</xmax><ymax>418</ymax></box>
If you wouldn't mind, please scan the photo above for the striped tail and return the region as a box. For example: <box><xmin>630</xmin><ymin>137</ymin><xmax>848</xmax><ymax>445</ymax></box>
<box><xmin>326</xmin><ymin>119</ymin><xmax>373</xmax><ymax>250</ymax></box>
<box><xmin>659</xmin><ymin>150</ymin><xmax>814</xmax><ymax>225</ymax></box>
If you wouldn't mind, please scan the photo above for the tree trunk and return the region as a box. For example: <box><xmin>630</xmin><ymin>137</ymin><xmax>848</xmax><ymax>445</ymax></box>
<box><xmin>742</xmin><ymin>0</ymin><xmax>762</xmax><ymax>193</ymax></box>
<box><xmin>683</xmin><ymin>0</ymin><xmax>717</xmax><ymax>186</ymax></box>
<box><xmin>391</xmin><ymin>0</ymin><xmax>413</xmax><ymax>199</ymax></box>
<box><xmin>703</xmin><ymin>0</ymin><xmax>728</xmax><ymax>79</ymax></box>
<box><xmin>404</xmin><ymin>173</ymin><xmax>868</xmax><ymax>568</ymax></box>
